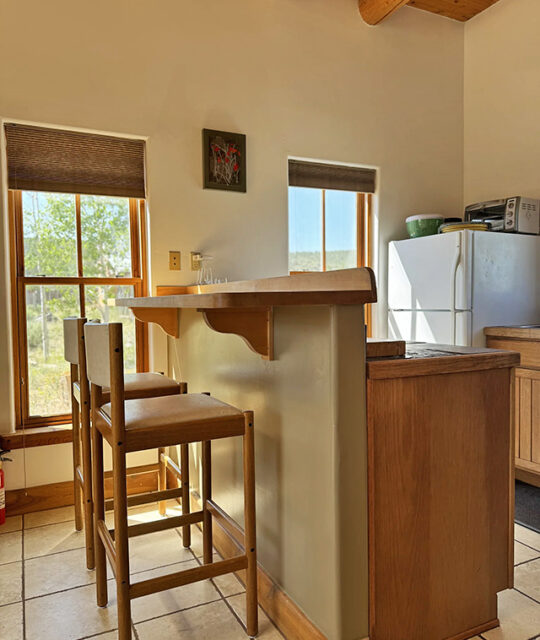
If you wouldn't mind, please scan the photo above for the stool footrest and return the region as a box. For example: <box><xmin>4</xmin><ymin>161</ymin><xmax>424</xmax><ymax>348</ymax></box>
<box><xmin>160</xmin><ymin>452</ymin><xmax>182</xmax><ymax>480</ymax></box>
<box><xmin>97</xmin><ymin>519</ymin><xmax>116</xmax><ymax>575</ymax></box>
<box><xmin>120</xmin><ymin>510</ymin><xmax>204</xmax><ymax>539</ymax></box>
<box><xmin>104</xmin><ymin>486</ymin><xmax>184</xmax><ymax>511</ymax></box>
<box><xmin>130</xmin><ymin>555</ymin><xmax>248</xmax><ymax>599</ymax></box>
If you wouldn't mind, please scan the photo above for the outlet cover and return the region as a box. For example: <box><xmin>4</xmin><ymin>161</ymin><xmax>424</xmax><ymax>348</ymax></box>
<box><xmin>169</xmin><ymin>251</ymin><xmax>181</xmax><ymax>271</ymax></box>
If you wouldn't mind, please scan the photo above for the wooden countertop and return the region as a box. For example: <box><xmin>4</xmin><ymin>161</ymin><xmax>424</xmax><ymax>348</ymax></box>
<box><xmin>485</xmin><ymin>325</ymin><xmax>540</xmax><ymax>341</ymax></box>
<box><xmin>116</xmin><ymin>268</ymin><xmax>377</xmax><ymax>310</ymax></box>
<box><xmin>367</xmin><ymin>342</ymin><xmax>520</xmax><ymax>379</ymax></box>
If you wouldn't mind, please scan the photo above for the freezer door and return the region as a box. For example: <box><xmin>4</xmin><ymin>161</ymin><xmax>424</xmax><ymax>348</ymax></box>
<box><xmin>388</xmin><ymin>232</ymin><xmax>472</xmax><ymax>311</ymax></box>
<box><xmin>471</xmin><ymin>232</ymin><xmax>540</xmax><ymax>345</ymax></box>
<box><xmin>389</xmin><ymin>310</ymin><xmax>471</xmax><ymax>346</ymax></box>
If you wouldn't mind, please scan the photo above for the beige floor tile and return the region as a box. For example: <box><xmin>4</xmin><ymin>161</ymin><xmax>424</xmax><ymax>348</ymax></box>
<box><xmin>515</xmin><ymin>541</ymin><xmax>540</xmax><ymax>565</ymax></box>
<box><xmin>0</xmin><ymin>601</ymin><xmax>23</xmax><ymax>640</ymax></box>
<box><xmin>25</xmin><ymin>547</ymin><xmax>96</xmax><ymax>599</ymax></box>
<box><xmin>130</xmin><ymin>559</ymin><xmax>221</xmax><ymax>623</ymax></box>
<box><xmin>127</xmin><ymin>529</ymin><xmax>193</xmax><ymax>574</ymax></box>
<box><xmin>180</xmin><ymin>524</ymin><xmax>204</xmax><ymax>558</ymax></box>
<box><xmin>1</xmin><ymin>515</ymin><xmax>23</xmax><ymax>534</ymax></box>
<box><xmin>514</xmin><ymin>557</ymin><xmax>540</xmax><ymax>602</ymax></box>
<box><xmin>24</xmin><ymin>505</ymin><xmax>75</xmax><ymax>529</ymax></box>
<box><xmin>0</xmin><ymin>561</ymin><xmax>22</xmax><ymax>605</ymax></box>
<box><xmin>25</xmin><ymin>582</ymin><xmax>118</xmax><ymax>640</ymax></box>
<box><xmin>135</xmin><ymin>599</ymin><xmax>247</xmax><ymax>640</ymax></box>
<box><xmin>483</xmin><ymin>589</ymin><xmax>540</xmax><ymax>640</ymax></box>
<box><xmin>515</xmin><ymin>524</ymin><xmax>540</xmax><ymax>552</ymax></box>
<box><xmin>24</xmin><ymin>520</ymin><xmax>85</xmax><ymax>559</ymax></box>
<box><xmin>0</xmin><ymin>531</ymin><xmax>22</xmax><ymax>565</ymax></box>
<box><xmin>227</xmin><ymin>593</ymin><xmax>284</xmax><ymax>639</ymax></box>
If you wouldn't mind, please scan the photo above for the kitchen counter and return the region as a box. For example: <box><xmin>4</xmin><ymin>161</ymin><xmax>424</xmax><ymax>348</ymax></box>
<box><xmin>367</xmin><ymin>341</ymin><xmax>519</xmax><ymax>640</ymax></box>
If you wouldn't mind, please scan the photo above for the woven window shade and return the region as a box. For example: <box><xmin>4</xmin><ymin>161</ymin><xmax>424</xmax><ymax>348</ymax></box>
<box><xmin>288</xmin><ymin>159</ymin><xmax>376</xmax><ymax>193</ymax></box>
<box><xmin>4</xmin><ymin>123</ymin><xmax>146</xmax><ymax>198</ymax></box>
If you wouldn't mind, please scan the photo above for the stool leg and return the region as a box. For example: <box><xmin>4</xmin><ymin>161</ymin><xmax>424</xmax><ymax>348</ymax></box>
<box><xmin>113</xmin><ymin>442</ymin><xmax>132</xmax><ymax>640</ymax></box>
<box><xmin>70</xmin><ymin>366</ymin><xmax>83</xmax><ymax>531</ymax></box>
<box><xmin>243</xmin><ymin>411</ymin><xmax>258</xmax><ymax>637</ymax></box>
<box><xmin>202</xmin><ymin>441</ymin><xmax>213</xmax><ymax>564</ymax></box>
<box><xmin>80</xmin><ymin>397</ymin><xmax>95</xmax><ymax>569</ymax></box>
<box><xmin>180</xmin><ymin>443</ymin><xmax>191</xmax><ymax>548</ymax></box>
<box><xmin>91</xmin><ymin>421</ymin><xmax>107</xmax><ymax>607</ymax></box>
<box><xmin>158</xmin><ymin>447</ymin><xmax>167</xmax><ymax>516</ymax></box>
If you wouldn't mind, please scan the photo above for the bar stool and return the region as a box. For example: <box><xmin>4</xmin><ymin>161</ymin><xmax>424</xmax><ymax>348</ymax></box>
<box><xmin>63</xmin><ymin>317</ymin><xmax>185</xmax><ymax>570</ymax></box>
<box><xmin>84</xmin><ymin>321</ymin><xmax>257</xmax><ymax>640</ymax></box>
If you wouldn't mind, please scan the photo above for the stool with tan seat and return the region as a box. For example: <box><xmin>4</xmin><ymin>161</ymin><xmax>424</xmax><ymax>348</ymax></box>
<box><xmin>84</xmin><ymin>321</ymin><xmax>258</xmax><ymax>640</ymax></box>
<box><xmin>63</xmin><ymin>317</ymin><xmax>187</xmax><ymax>570</ymax></box>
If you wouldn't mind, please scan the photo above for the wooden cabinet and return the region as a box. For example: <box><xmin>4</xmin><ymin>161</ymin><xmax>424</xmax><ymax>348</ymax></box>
<box><xmin>486</xmin><ymin>326</ymin><xmax>540</xmax><ymax>486</ymax></box>
<box><xmin>367</xmin><ymin>344</ymin><xmax>519</xmax><ymax>640</ymax></box>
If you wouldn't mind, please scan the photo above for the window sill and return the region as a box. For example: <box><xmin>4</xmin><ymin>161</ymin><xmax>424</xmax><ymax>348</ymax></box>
<box><xmin>0</xmin><ymin>425</ymin><xmax>72</xmax><ymax>450</ymax></box>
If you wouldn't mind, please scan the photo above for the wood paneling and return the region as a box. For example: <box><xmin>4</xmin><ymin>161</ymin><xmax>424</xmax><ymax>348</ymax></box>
<box><xmin>407</xmin><ymin>0</ymin><xmax>501</xmax><ymax>22</ymax></box>
<box><xmin>367</xmin><ymin>366</ymin><xmax>513</xmax><ymax>639</ymax></box>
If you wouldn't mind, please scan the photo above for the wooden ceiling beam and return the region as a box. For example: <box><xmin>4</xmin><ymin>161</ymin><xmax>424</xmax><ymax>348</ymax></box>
<box><xmin>358</xmin><ymin>0</ymin><xmax>410</xmax><ymax>25</ymax></box>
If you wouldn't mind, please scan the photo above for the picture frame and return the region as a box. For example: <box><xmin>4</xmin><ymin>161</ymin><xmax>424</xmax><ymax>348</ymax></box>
<box><xmin>202</xmin><ymin>128</ymin><xmax>246</xmax><ymax>192</ymax></box>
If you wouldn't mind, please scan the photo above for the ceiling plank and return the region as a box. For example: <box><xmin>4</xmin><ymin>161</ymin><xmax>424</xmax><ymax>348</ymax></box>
<box><xmin>358</xmin><ymin>0</ymin><xmax>410</xmax><ymax>25</ymax></box>
<box><xmin>406</xmin><ymin>0</ymin><xmax>501</xmax><ymax>22</ymax></box>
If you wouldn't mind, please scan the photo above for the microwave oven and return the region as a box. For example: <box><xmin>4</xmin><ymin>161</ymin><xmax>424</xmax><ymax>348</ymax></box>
<box><xmin>464</xmin><ymin>197</ymin><xmax>540</xmax><ymax>235</ymax></box>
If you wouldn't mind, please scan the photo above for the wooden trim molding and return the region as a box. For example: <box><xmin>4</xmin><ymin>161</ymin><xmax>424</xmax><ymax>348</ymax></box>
<box><xmin>6</xmin><ymin>464</ymin><xmax>159</xmax><ymax>515</ymax></box>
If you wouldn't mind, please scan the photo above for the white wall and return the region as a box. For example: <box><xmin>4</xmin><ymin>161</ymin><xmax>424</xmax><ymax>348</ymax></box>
<box><xmin>0</xmin><ymin>0</ymin><xmax>464</xmax><ymax>487</ymax></box>
<box><xmin>464</xmin><ymin>0</ymin><xmax>540</xmax><ymax>203</ymax></box>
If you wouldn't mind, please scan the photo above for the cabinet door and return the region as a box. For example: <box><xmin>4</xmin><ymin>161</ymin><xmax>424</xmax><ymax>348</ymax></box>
<box><xmin>516</xmin><ymin>369</ymin><xmax>540</xmax><ymax>467</ymax></box>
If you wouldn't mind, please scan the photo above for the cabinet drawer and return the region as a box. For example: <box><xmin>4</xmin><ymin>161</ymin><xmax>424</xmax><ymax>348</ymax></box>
<box><xmin>487</xmin><ymin>337</ymin><xmax>540</xmax><ymax>369</ymax></box>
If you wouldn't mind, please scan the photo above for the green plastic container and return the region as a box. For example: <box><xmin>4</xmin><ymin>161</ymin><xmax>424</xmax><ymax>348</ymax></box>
<box><xmin>406</xmin><ymin>214</ymin><xmax>444</xmax><ymax>238</ymax></box>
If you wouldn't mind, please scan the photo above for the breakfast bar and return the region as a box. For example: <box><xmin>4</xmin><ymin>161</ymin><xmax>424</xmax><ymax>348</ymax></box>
<box><xmin>118</xmin><ymin>268</ymin><xmax>377</xmax><ymax>640</ymax></box>
<box><xmin>117</xmin><ymin>270</ymin><xmax>519</xmax><ymax>640</ymax></box>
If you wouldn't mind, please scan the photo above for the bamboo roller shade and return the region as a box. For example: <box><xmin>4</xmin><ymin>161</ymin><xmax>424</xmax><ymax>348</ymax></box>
<box><xmin>288</xmin><ymin>159</ymin><xmax>376</xmax><ymax>193</ymax></box>
<box><xmin>4</xmin><ymin>123</ymin><xmax>146</xmax><ymax>198</ymax></box>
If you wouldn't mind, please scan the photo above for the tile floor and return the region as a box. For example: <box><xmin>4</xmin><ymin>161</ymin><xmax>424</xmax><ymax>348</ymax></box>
<box><xmin>1</xmin><ymin>504</ymin><xmax>539</xmax><ymax>640</ymax></box>
<box><xmin>0</xmin><ymin>501</ymin><xmax>282</xmax><ymax>640</ymax></box>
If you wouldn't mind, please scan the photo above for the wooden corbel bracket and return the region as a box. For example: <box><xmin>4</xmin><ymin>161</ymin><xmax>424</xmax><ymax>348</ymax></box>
<box><xmin>199</xmin><ymin>307</ymin><xmax>274</xmax><ymax>360</ymax></box>
<box><xmin>129</xmin><ymin>307</ymin><xmax>179</xmax><ymax>338</ymax></box>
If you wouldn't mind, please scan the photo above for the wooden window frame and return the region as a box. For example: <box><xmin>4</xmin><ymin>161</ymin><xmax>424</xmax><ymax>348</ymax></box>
<box><xmin>289</xmin><ymin>189</ymin><xmax>373</xmax><ymax>335</ymax></box>
<box><xmin>8</xmin><ymin>189</ymin><xmax>149</xmax><ymax>430</ymax></box>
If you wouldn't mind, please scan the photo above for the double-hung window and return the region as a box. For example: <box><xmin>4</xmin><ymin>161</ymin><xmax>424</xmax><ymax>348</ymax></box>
<box><xmin>5</xmin><ymin>124</ymin><xmax>148</xmax><ymax>429</ymax></box>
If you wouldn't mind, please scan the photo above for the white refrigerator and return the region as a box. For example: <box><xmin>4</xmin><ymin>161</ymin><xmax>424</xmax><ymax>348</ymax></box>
<box><xmin>388</xmin><ymin>230</ymin><xmax>540</xmax><ymax>346</ymax></box>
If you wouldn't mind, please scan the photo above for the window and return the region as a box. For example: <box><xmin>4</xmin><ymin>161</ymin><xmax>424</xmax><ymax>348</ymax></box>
<box><xmin>8</xmin><ymin>190</ymin><xmax>148</xmax><ymax>428</ymax></box>
<box><xmin>288</xmin><ymin>159</ymin><xmax>375</xmax><ymax>334</ymax></box>
<box><xmin>288</xmin><ymin>187</ymin><xmax>372</xmax><ymax>272</ymax></box>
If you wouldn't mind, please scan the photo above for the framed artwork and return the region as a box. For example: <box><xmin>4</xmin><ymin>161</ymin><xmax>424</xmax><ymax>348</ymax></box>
<box><xmin>203</xmin><ymin>129</ymin><xmax>246</xmax><ymax>192</ymax></box>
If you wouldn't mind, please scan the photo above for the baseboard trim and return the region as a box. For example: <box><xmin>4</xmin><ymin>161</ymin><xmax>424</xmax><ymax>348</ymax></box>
<box><xmin>187</xmin><ymin>490</ymin><xmax>327</xmax><ymax>640</ymax></box>
<box><xmin>6</xmin><ymin>463</ymin><xmax>160</xmax><ymax>515</ymax></box>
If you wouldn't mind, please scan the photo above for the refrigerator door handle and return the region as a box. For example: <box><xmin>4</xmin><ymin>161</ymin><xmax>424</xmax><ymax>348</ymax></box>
<box><xmin>449</xmin><ymin>233</ymin><xmax>462</xmax><ymax>345</ymax></box>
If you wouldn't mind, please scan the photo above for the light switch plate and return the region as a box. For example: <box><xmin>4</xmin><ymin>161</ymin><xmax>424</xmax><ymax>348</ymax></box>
<box><xmin>169</xmin><ymin>251</ymin><xmax>181</xmax><ymax>270</ymax></box>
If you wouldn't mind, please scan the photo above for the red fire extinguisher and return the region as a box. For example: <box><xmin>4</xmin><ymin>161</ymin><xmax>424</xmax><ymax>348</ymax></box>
<box><xmin>0</xmin><ymin>450</ymin><xmax>12</xmax><ymax>526</ymax></box>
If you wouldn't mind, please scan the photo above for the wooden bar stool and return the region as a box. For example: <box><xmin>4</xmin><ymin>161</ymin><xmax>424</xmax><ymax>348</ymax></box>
<box><xmin>84</xmin><ymin>321</ymin><xmax>257</xmax><ymax>640</ymax></box>
<box><xmin>63</xmin><ymin>317</ymin><xmax>187</xmax><ymax>570</ymax></box>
